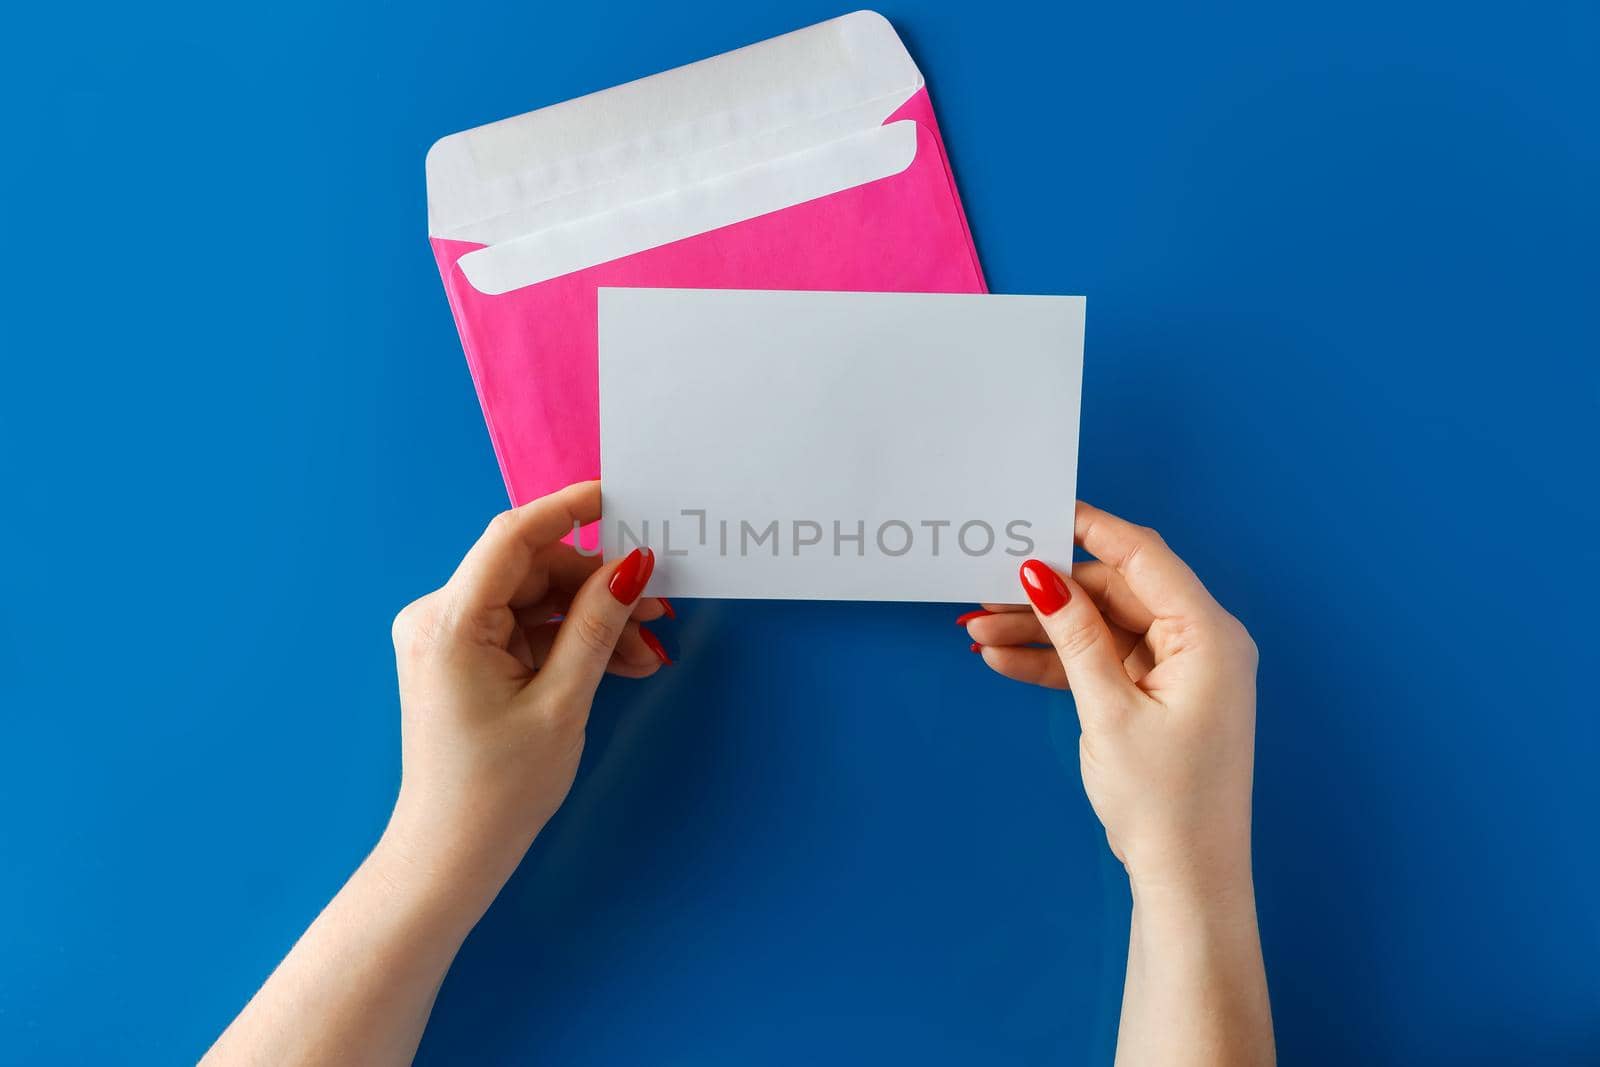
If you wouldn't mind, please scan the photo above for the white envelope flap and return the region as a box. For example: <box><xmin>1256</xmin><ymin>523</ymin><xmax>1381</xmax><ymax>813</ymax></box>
<box><xmin>455</xmin><ymin>121</ymin><xmax>917</xmax><ymax>296</ymax></box>
<box><xmin>426</xmin><ymin>11</ymin><xmax>927</xmax><ymax>292</ymax></box>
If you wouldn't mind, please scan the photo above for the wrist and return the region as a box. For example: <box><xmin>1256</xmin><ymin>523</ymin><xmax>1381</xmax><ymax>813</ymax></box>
<box><xmin>334</xmin><ymin>837</ymin><xmax>485</xmax><ymax>967</ymax></box>
<box><xmin>370</xmin><ymin>814</ymin><xmax>526</xmax><ymax>936</ymax></box>
<box><xmin>1119</xmin><ymin>822</ymin><xmax>1256</xmax><ymax>910</ymax></box>
<box><xmin>1128</xmin><ymin>861</ymin><xmax>1257</xmax><ymax>928</ymax></box>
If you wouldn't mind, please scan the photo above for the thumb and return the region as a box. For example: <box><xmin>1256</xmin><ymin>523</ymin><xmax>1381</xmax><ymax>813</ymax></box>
<box><xmin>1018</xmin><ymin>558</ymin><xmax>1140</xmax><ymax>718</ymax></box>
<box><xmin>541</xmin><ymin>547</ymin><xmax>655</xmax><ymax>704</ymax></box>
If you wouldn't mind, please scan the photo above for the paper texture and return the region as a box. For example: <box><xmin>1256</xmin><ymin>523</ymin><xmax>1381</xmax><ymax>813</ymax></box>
<box><xmin>599</xmin><ymin>289</ymin><xmax>1085</xmax><ymax>603</ymax></box>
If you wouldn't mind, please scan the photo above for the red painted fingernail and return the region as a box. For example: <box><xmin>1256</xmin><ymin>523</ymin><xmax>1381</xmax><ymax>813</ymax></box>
<box><xmin>659</xmin><ymin>596</ymin><xmax>677</xmax><ymax>620</ymax></box>
<box><xmin>970</xmin><ymin>642</ymin><xmax>983</xmax><ymax>654</ymax></box>
<box><xmin>1019</xmin><ymin>559</ymin><xmax>1070</xmax><ymax>615</ymax></box>
<box><xmin>640</xmin><ymin>627</ymin><xmax>673</xmax><ymax>666</ymax></box>
<box><xmin>956</xmin><ymin>609</ymin><xmax>993</xmax><ymax>626</ymax></box>
<box><xmin>608</xmin><ymin>547</ymin><xmax>655</xmax><ymax>605</ymax></box>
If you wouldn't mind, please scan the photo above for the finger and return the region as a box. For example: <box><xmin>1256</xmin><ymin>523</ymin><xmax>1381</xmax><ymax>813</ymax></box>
<box><xmin>632</xmin><ymin>598</ymin><xmax>669</xmax><ymax>623</ymax></box>
<box><xmin>517</xmin><ymin>604</ymin><xmax>665</xmax><ymax>651</ymax></box>
<box><xmin>542</xmin><ymin>546</ymin><xmax>668</xmax><ymax>621</ymax></box>
<box><xmin>516</xmin><ymin>592</ymin><xmax>666</xmax><ymax>630</ymax></box>
<box><xmin>1069</xmin><ymin>560</ymin><xmax>1157</xmax><ymax>635</ymax></box>
<box><xmin>971</xmin><ymin>567</ymin><xmax>1148</xmax><ymax>634</ymax></box>
<box><xmin>506</xmin><ymin>620</ymin><xmax>538</xmax><ymax>672</ymax></box>
<box><xmin>1019</xmin><ymin>559</ymin><xmax>1144</xmax><ymax>715</ymax></box>
<box><xmin>540</xmin><ymin>547</ymin><xmax>656</xmax><ymax>703</ymax></box>
<box><xmin>520</xmin><ymin>619</ymin><xmax>667</xmax><ymax>678</ymax></box>
<box><xmin>967</xmin><ymin>610</ymin><xmax>1049</xmax><ymax>646</ymax></box>
<box><xmin>969</xmin><ymin>610</ymin><xmax>1144</xmax><ymax>664</ymax></box>
<box><xmin>1075</xmin><ymin>501</ymin><xmax>1220</xmax><ymax>620</ymax></box>
<box><xmin>543</xmin><ymin>542</ymin><xmax>604</xmax><ymax>590</ymax></box>
<box><xmin>976</xmin><ymin>645</ymin><xmax>1068</xmax><ymax>689</ymax></box>
<box><xmin>1125</xmin><ymin>638</ymin><xmax>1157</xmax><ymax>684</ymax></box>
<box><xmin>448</xmin><ymin>482</ymin><xmax>602</xmax><ymax>616</ymax></box>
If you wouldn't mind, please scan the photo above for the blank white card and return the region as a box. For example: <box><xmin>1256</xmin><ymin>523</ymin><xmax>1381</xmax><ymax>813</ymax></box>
<box><xmin>598</xmin><ymin>288</ymin><xmax>1084</xmax><ymax>602</ymax></box>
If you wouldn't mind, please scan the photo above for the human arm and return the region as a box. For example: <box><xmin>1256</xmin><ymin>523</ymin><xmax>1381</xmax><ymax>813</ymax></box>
<box><xmin>202</xmin><ymin>481</ymin><xmax>670</xmax><ymax>1066</ymax></box>
<box><xmin>964</xmin><ymin>502</ymin><xmax>1274</xmax><ymax>1066</ymax></box>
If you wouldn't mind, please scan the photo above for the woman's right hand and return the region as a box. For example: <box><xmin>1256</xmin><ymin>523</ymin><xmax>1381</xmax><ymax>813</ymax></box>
<box><xmin>964</xmin><ymin>503</ymin><xmax>1260</xmax><ymax>902</ymax></box>
<box><xmin>382</xmin><ymin>481</ymin><xmax>671</xmax><ymax>921</ymax></box>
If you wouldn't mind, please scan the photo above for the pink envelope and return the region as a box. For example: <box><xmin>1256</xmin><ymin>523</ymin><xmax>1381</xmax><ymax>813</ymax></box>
<box><xmin>427</xmin><ymin>12</ymin><xmax>986</xmax><ymax>507</ymax></box>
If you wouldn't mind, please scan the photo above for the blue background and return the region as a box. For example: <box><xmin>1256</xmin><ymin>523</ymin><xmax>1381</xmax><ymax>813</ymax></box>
<box><xmin>3</xmin><ymin>1</ymin><xmax>1596</xmax><ymax>1062</ymax></box>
